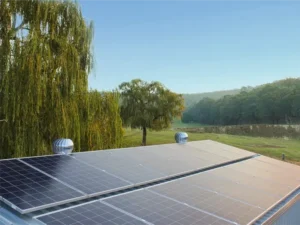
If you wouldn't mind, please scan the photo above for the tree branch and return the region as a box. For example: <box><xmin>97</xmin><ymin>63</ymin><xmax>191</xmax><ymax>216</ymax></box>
<box><xmin>12</xmin><ymin>14</ymin><xmax>17</xmax><ymax>30</ymax></box>
<box><xmin>153</xmin><ymin>114</ymin><xmax>164</xmax><ymax>121</ymax></box>
<box><xmin>13</xmin><ymin>20</ymin><xmax>26</xmax><ymax>33</ymax></box>
<box><xmin>9</xmin><ymin>20</ymin><xmax>27</xmax><ymax>39</ymax></box>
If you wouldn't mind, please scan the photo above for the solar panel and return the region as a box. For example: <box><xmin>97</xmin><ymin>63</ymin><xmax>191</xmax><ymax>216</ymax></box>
<box><xmin>72</xmin><ymin>149</ymin><xmax>168</xmax><ymax>184</ymax></box>
<box><xmin>145</xmin><ymin>156</ymin><xmax>300</xmax><ymax>224</ymax></box>
<box><xmin>149</xmin><ymin>180</ymin><xmax>263</xmax><ymax>225</ymax></box>
<box><xmin>73</xmin><ymin>140</ymin><xmax>256</xmax><ymax>184</ymax></box>
<box><xmin>182</xmin><ymin>171</ymin><xmax>279</xmax><ymax>209</ymax></box>
<box><xmin>21</xmin><ymin>155</ymin><xmax>132</xmax><ymax>196</ymax></box>
<box><xmin>253</xmin><ymin>156</ymin><xmax>300</xmax><ymax>181</ymax></box>
<box><xmin>255</xmin><ymin>156</ymin><xmax>300</xmax><ymax>175</ymax></box>
<box><xmin>186</xmin><ymin>140</ymin><xmax>254</xmax><ymax>159</ymax></box>
<box><xmin>103</xmin><ymin>189</ymin><xmax>235</xmax><ymax>225</ymax></box>
<box><xmin>210</xmin><ymin>161</ymin><xmax>299</xmax><ymax>197</ymax></box>
<box><xmin>236</xmin><ymin>160</ymin><xmax>300</xmax><ymax>186</ymax></box>
<box><xmin>139</xmin><ymin>145</ymin><xmax>223</xmax><ymax>174</ymax></box>
<box><xmin>35</xmin><ymin>200</ymin><xmax>148</xmax><ymax>225</ymax></box>
<box><xmin>0</xmin><ymin>160</ymin><xmax>84</xmax><ymax>214</ymax></box>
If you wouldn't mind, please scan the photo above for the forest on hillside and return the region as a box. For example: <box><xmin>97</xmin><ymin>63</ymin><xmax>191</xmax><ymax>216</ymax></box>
<box><xmin>182</xmin><ymin>78</ymin><xmax>300</xmax><ymax>125</ymax></box>
<box><xmin>182</xmin><ymin>88</ymin><xmax>242</xmax><ymax>108</ymax></box>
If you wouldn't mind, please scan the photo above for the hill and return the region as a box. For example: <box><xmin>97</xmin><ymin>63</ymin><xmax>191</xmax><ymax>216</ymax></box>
<box><xmin>182</xmin><ymin>88</ymin><xmax>247</xmax><ymax>109</ymax></box>
<box><xmin>182</xmin><ymin>78</ymin><xmax>300</xmax><ymax>125</ymax></box>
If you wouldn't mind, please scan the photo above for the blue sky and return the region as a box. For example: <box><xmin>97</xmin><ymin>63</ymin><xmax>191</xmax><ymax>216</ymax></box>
<box><xmin>79</xmin><ymin>1</ymin><xmax>300</xmax><ymax>94</ymax></box>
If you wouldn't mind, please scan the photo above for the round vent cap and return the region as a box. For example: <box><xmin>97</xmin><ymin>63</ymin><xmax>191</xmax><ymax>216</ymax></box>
<box><xmin>175</xmin><ymin>132</ymin><xmax>188</xmax><ymax>144</ymax></box>
<box><xmin>52</xmin><ymin>138</ymin><xmax>74</xmax><ymax>155</ymax></box>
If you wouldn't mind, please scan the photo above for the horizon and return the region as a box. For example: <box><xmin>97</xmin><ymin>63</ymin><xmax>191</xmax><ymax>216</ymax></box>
<box><xmin>181</xmin><ymin>76</ymin><xmax>299</xmax><ymax>95</ymax></box>
<box><xmin>79</xmin><ymin>1</ymin><xmax>300</xmax><ymax>94</ymax></box>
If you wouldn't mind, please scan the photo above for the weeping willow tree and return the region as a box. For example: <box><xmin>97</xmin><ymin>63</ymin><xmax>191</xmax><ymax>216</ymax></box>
<box><xmin>0</xmin><ymin>0</ymin><xmax>123</xmax><ymax>159</ymax></box>
<box><xmin>119</xmin><ymin>79</ymin><xmax>185</xmax><ymax>146</ymax></box>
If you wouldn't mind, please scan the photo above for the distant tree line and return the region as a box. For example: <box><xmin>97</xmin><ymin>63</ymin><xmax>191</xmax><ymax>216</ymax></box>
<box><xmin>182</xmin><ymin>88</ymin><xmax>242</xmax><ymax>109</ymax></box>
<box><xmin>182</xmin><ymin>78</ymin><xmax>300</xmax><ymax>125</ymax></box>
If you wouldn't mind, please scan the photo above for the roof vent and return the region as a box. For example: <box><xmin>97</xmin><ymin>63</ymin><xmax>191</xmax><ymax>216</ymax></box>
<box><xmin>175</xmin><ymin>132</ymin><xmax>188</xmax><ymax>144</ymax></box>
<box><xmin>52</xmin><ymin>138</ymin><xmax>74</xmax><ymax>155</ymax></box>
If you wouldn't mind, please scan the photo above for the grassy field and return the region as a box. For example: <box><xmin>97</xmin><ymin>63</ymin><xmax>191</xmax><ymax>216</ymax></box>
<box><xmin>122</xmin><ymin>129</ymin><xmax>300</xmax><ymax>165</ymax></box>
<box><xmin>171</xmin><ymin>118</ymin><xmax>204</xmax><ymax>128</ymax></box>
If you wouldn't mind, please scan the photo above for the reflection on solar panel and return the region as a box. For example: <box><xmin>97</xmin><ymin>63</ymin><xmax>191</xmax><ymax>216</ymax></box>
<box><xmin>253</xmin><ymin>156</ymin><xmax>300</xmax><ymax>181</ymax></box>
<box><xmin>209</xmin><ymin>160</ymin><xmax>299</xmax><ymax>197</ymax></box>
<box><xmin>72</xmin><ymin>150</ymin><xmax>167</xmax><ymax>184</ymax></box>
<box><xmin>148</xmin><ymin>156</ymin><xmax>300</xmax><ymax>225</ymax></box>
<box><xmin>187</xmin><ymin>140</ymin><xmax>254</xmax><ymax>158</ymax></box>
<box><xmin>0</xmin><ymin>160</ymin><xmax>84</xmax><ymax>214</ymax></box>
<box><xmin>103</xmin><ymin>189</ymin><xmax>235</xmax><ymax>225</ymax></box>
<box><xmin>180</xmin><ymin>171</ymin><xmax>279</xmax><ymax>209</ymax></box>
<box><xmin>21</xmin><ymin>155</ymin><xmax>132</xmax><ymax>196</ymax></box>
<box><xmin>36</xmin><ymin>200</ymin><xmax>148</xmax><ymax>225</ymax></box>
<box><xmin>73</xmin><ymin>140</ymin><xmax>256</xmax><ymax>184</ymax></box>
<box><xmin>150</xmin><ymin>180</ymin><xmax>263</xmax><ymax>225</ymax></box>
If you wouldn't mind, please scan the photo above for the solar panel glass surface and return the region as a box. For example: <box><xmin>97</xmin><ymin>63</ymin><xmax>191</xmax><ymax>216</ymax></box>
<box><xmin>73</xmin><ymin>141</ymin><xmax>256</xmax><ymax>184</ymax></box>
<box><xmin>103</xmin><ymin>189</ymin><xmax>235</xmax><ymax>225</ymax></box>
<box><xmin>21</xmin><ymin>155</ymin><xmax>132</xmax><ymax>196</ymax></box>
<box><xmin>149</xmin><ymin>180</ymin><xmax>263</xmax><ymax>225</ymax></box>
<box><xmin>0</xmin><ymin>160</ymin><xmax>84</xmax><ymax>213</ymax></box>
<box><xmin>36</xmin><ymin>201</ymin><xmax>148</xmax><ymax>225</ymax></box>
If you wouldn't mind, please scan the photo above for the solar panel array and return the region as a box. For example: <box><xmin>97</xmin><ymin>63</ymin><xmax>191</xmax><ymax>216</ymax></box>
<box><xmin>35</xmin><ymin>152</ymin><xmax>300</xmax><ymax>225</ymax></box>
<box><xmin>1</xmin><ymin>140</ymin><xmax>255</xmax><ymax>214</ymax></box>
<box><xmin>1</xmin><ymin>140</ymin><xmax>300</xmax><ymax>225</ymax></box>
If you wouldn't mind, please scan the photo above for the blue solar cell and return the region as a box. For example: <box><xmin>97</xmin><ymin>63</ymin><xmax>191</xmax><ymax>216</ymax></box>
<box><xmin>0</xmin><ymin>160</ymin><xmax>84</xmax><ymax>213</ymax></box>
<box><xmin>21</xmin><ymin>155</ymin><xmax>132</xmax><ymax>196</ymax></box>
<box><xmin>104</xmin><ymin>189</ymin><xmax>234</xmax><ymax>225</ymax></box>
<box><xmin>149</xmin><ymin>177</ymin><xmax>264</xmax><ymax>225</ymax></box>
<box><xmin>36</xmin><ymin>201</ymin><xmax>148</xmax><ymax>225</ymax></box>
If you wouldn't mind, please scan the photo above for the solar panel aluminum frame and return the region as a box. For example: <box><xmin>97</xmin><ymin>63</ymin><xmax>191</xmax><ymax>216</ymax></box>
<box><xmin>0</xmin><ymin>183</ymin><xmax>88</xmax><ymax>215</ymax></box>
<box><xmin>34</xmin><ymin>198</ymin><xmax>151</xmax><ymax>225</ymax></box>
<box><xmin>33</xmin><ymin>199</ymin><xmax>103</xmax><ymax>218</ymax></box>
<box><xmin>247</xmin><ymin>184</ymin><xmax>300</xmax><ymax>225</ymax></box>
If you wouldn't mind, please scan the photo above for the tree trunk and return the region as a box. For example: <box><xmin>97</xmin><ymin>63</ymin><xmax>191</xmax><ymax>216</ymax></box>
<box><xmin>142</xmin><ymin>126</ymin><xmax>147</xmax><ymax>146</ymax></box>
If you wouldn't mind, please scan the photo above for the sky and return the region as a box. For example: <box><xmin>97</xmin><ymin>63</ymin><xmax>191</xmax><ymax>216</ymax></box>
<box><xmin>79</xmin><ymin>1</ymin><xmax>300</xmax><ymax>94</ymax></box>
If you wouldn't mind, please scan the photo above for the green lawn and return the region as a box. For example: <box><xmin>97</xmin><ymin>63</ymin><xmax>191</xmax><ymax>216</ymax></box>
<box><xmin>122</xmin><ymin>129</ymin><xmax>300</xmax><ymax>165</ymax></box>
<box><xmin>171</xmin><ymin>118</ymin><xmax>204</xmax><ymax>128</ymax></box>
